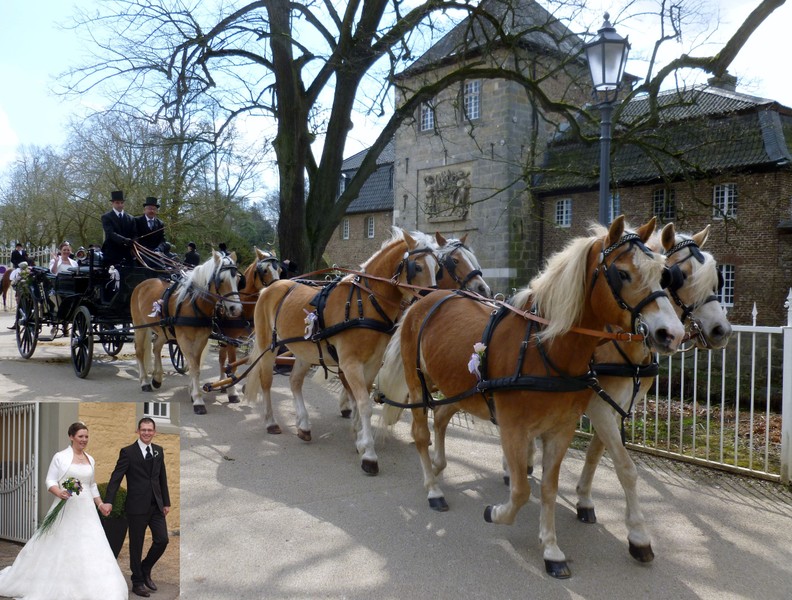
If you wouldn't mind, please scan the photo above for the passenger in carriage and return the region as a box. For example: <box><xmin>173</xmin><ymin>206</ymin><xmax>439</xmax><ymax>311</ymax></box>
<box><xmin>101</xmin><ymin>190</ymin><xmax>138</xmax><ymax>267</ymax></box>
<box><xmin>49</xmin><ymin>241</ymin><xmax>79</xmax><ymax>275</ymax></box>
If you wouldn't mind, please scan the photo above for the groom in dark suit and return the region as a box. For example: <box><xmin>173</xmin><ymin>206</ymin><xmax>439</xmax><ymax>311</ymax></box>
<box><xmin>101</xmin><ymin>189</ymin><xmax>138</xmax><ymax>267</ymax></box>
<box><xmin>102</xmin><ymin>417</ymin><xmax>171</xmax><ymax>598</ymax></box>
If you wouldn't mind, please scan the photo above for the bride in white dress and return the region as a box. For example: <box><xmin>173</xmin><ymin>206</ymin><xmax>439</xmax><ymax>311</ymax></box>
<box><xmin>0</xmin><ymin>422</ymin><xmax>128</xmax><ymax>600</ymax></box>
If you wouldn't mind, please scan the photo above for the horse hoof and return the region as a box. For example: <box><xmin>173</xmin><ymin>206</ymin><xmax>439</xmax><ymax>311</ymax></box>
<box><xmin>576</xmin><ymin>506</ymin><xmax>597</xmax><ymax>524</ymax></box>
<box><xmin>152</xmin><ymin>380</ymin><xmax>162</xmax><ymax>389</ymax></box>
<box><xmin>361</xmin><ymin>459</ymin><xmax>379</xmax><ymax>475</ymax></box>
<box><xmin>544</xmin><ymin>560</ymin><xmax>571</xmax><ymax>579</ymax></box>
<box><xmin>629</xmin><ymin>542</ymin><xmax>655</xmax><ymax>563</ymax></box>
<box><xmin>228</xmin><ymin>395</ymin><xmax>240</xmax><ymax>404</ymax></box>
<box><xmin>297</xmin><ymin>429</ymin><xmax>312</xmax><ymax>442</ymax></box>
<box><xmin>484</xmin><ymin>505</ymin><xmax>494</xmax><ymax>523</ymax></box>
<box><xmin>340</xmin><ymin>409</ymin><xmax>352</xmax><ymax>419</ymax></box>
<box><xmin>193</xmin><ymin>405</ymin><xmax>207</xmax><ymax>415</ymax></box>
<box><xmin>141</xmin><ymin>384</ymin><xmax>152</xmax><ymax>392</ymax></box>
<box><xmin>428</xmin><ymin>497</ymin><xmax>449</xmax><ymax>512</ymax></box>
<box><xmin>266</xmin><ymin>425</ymin><xmax>282</xmax><ymax>435</ymax></box>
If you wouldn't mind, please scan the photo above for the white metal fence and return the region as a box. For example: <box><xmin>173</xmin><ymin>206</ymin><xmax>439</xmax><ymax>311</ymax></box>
<box><xmin>0</xmin><ymin>402</ymin><xmax>39</xmax><ymax>543</ymax></box>
<box><xmin>1</xmin><ymin>246</ymin><xmax>56</xmax><ymax>313</ymax></box>
<box><xmin>587</xmin><ymin>292</ymin><xmax>792</xmax><ymax>484</ymax></box>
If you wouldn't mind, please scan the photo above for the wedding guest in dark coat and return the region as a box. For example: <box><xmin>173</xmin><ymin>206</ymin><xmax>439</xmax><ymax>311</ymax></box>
<box><xmin>135</xmin><ymin>197</ymin><xmax>165</xmax><ymax>251</ymax></box>
<box><xmin>10</xmin><ymin>243</ymin><xmax>28</xmax><ymax>268</ymax></box>
<box><xmin>184</xmin><ymin>242</ymin><xmax>200</xmax><ymax>267</ymax></box>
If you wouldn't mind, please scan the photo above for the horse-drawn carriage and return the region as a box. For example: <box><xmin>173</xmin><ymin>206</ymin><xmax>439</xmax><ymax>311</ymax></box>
<box><xmin>12</xmin><ymin>250</ymin><xmax>168</xmax><ymax>378</ymax></box>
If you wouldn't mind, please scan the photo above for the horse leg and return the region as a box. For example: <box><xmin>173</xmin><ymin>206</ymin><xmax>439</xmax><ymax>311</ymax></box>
<box><xmin>503</xmin><ymin>436</ymin><xmax>537</xmax><ymax>486</ymax></box>
<box><xmin>341</xmin><ymin>362</ymin><xmax>378</xmax><ymax>475</ymax></box>
<box><xmin>183</xmin><ymin>339</ymin><xmax>209</xmax><ymax>415</ymax></box>
<box><xmin>135</xmin><ymin>328</ymin><xmax>153</xmax><ymax>392</ymax></box>
<box><xmin>151</xmin><ymin>333</ymin><xmax>165</xmax><ymax>389</ymax></box>
<box><xmin>581</xmin><ymin>400</ymin><xmax>654</xmax><ymax>562</ymax></box>
<box><xmin>287</xmin><ymin>358</ymin><xmax>312</xmax><ymax>441</ymax></box>
<box><xmin>412</xmin><ymin>406</ymin><xmax>447</xmax><ymax>510</ymax></box>
<box><xmin>224</xmin><ymin>345</ymin><xmax>241</xmax><ymax>404</ymax></box>
<box><xmin>431</xmin><ymin>404</ymin><xmax>460</xmax><ymax>477</ymax></box>
<box><xmin>484</xmin><ymin>419</ymin><xmax>532</xmax><ymax>527</ymax></box>
<box><xmin>535</xmin><ymin>426</ymin><xmax>578</xmax><ymax>579</ymax></box>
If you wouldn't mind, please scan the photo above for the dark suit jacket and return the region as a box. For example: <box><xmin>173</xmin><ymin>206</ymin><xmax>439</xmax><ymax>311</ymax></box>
<box><xmin>10</xmin><ymin>249</ymin><xmax>27</xmax><ymax>268</ymax></box>
<box><xmin>135</xmin><ymin>215</ymin><xmax>165</xmax><ymax>251</ymax></box>
<box><xmin>104</xmin><ymin>441</ymin><xmax>170</xmax><ymax>515</ymax></box>
<box><xmin>101</xmin><ymin>209</ymin><xmax>138</xmax><ymax>265</ymax></box>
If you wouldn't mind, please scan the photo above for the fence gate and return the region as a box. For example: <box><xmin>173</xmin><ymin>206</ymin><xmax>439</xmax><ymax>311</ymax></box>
<box><xmin>0</xmin><ymin>402</ymin><xmax>38</xmax><ymax>542</ymax></box>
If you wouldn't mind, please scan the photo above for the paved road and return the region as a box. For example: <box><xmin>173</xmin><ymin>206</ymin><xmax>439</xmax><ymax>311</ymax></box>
<box><xmin>2</xmin><ymin>309</ymin><xmax>792</xmax><ymax>599</ymax></box>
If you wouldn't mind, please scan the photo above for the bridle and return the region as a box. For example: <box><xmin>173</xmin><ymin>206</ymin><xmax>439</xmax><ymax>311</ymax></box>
<box><xmin>593</xmin><ymin>233</ymin><xmax>669</xmax><ymax>337</ymax></box>
<box><xmin>212</xmin><ymin>255</ymin><xmax>241</xmax><ymax>316</ymax></box>
<box><xmin>391</xmin><ymin>246</ymin><xmax>437</xmax><ymax>286</ymax></box>
<box><xmin>437</xmin><ymin>240</ymin><xmax>483</xmax><ymax>291</ymax></box>
<box><xmin>663</xmin><ymin>238</ymin><xmax>724</xmax><ymax>347</ymax></box>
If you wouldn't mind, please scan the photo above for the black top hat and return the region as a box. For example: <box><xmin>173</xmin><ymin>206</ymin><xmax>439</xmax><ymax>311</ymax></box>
<box><xmin>111</xmin><ymin>190</ymin><xmax>124</xmax><ymax>202</ymax></box>
<box><xmin>143</xmin><ymin>196</ymin><xmax>160</xmax><ymax>207</ymax></box>
<box><xmin>187</xmin><ymin>242</ymin><xmax>197</xmax><ymax>250</ymax></box>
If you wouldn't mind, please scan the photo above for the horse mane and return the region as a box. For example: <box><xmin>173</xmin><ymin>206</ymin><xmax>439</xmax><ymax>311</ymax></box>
<box><xmin>360</xmin><ymin>227</ymin><xmax>408</xmax><ymax>270</ymax></box>
<box><xmin>176</xmin><ymin>253</ymin><xmax>224</xmax><ymax>304</ymax></box>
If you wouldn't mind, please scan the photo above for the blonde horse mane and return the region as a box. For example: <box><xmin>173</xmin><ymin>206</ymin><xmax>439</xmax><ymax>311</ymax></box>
<box><xmin>360</xmin><ymin>227</ymin><xmax>408</xmax><ymax>270</ymax></box>
<box><xmin>176</xmin><ymin>252</ymin><xmax>229</xmax><ymax>305</ymax></box>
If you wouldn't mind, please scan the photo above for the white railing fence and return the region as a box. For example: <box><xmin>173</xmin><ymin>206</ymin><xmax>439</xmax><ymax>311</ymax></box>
<box><xmin>0</xmin><ymin>402</ymin><xmax>39</xmax><ymax>543</ymax></box>
<box><xmin>1</xmin><ymin>246</ymin><xmax>56</xmax><ymax>313</ymax></box>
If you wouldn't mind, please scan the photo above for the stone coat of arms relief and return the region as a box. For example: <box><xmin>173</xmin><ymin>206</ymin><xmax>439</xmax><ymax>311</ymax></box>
<box><xmin>423</xmin><ymin>169</ymin><xmax>472</xmax><ymax>221</ymax></box>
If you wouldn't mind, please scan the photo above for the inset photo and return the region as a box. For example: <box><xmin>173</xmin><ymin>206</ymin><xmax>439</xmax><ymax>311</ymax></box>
<box><xmin>0</xmin><ymin>401</ymin><xmax>179</xmax><ymax>600</ymax></box>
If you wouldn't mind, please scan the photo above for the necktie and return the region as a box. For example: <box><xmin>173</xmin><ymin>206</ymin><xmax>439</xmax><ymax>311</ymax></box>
<box><xmin>145</xmin><ymin>446</ymin><xmax>152</xmax><ymax>460</ymax></box>
<box><xmin>148</xmin><ymin>219</ymin><xmax>154</xmax><ymax>230</ymax></box>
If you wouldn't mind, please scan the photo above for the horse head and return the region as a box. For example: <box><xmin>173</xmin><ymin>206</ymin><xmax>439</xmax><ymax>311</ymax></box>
<box><xmin>251</xmin><ymin>247</ymin><xmax>282</xmax><ymax>289</ymax></box>
<box><xmin>211</xmin><ymin>251</ymin><xmax>243</xmax><ymax>318</ymax></box>
<box><xmin>384</xmin><ymin>229</ymin><xmax>438</xmax><ymax>297</ymax></box>
<box><xmin>656</xmin><ymin>223</ymin><xmax>732</xmax><ymax>350</ymax></box>
<box><xmin>433</xmin><ymin>232</ymin><xmax>492</xmax><ymax>297</ymax></box>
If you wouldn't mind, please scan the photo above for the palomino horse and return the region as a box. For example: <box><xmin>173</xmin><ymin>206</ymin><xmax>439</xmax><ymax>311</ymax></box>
<box><xmin>377</xmin><ymin>217</ymin><xmax>685</xmax><ymax>577</ymax></box>
<box><xmin>559</xmin><ymin>223</ymin><xmax>732</xmax><ymax>561</ymax></box>
<box><xmin>216</xmin><ymin>248</ymin><xmax>282</xmax><ymax>403</ymax></box>
<box><xmin>338</xmin><ymin>231</ymin><xmax>492</xmax><ymax>418</ymax></box>
<box><xmin>244</xmin><ymin>228</ymin><xmax>439</xmax><ymax>474</ymax></box>
<box><xmin>130</xmin><ymin>251</ymin><xmax>243</xmax><ymax>414</ymax></box>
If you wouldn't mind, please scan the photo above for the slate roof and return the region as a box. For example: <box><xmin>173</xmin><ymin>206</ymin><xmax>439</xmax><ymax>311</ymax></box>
<box><xmin>536</xmin><ymin>85</ymin><xmax>792</xmax><ymax>193</ymax></box>
<box><xmin>341</xmin><ymin>139</ymin><xmax>394</xmax><ymax>214</ymax></box>
<box><xmin>399</xmin><ymin>0</ymin><xmax>582</xmax><ymax>78</ymax></box>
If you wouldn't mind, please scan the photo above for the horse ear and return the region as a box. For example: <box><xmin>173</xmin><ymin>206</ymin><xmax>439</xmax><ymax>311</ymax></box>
<box><xmin>401</xmin><ymin>228</ymin><xmax>417</xmax><ymax>249</ymax></box>
<box><xmin>635</xmin><ymin>216</ymin><xmax>657</xmax><ymax>242</ymax></box>
<box><xmin>254</xmin><ymin>246</ymin><xmax>264</xmax><ymax>259</ymax></box>
<box><xmin>435</xmin><ymin>231</ymin><xmax>447</xmax><ymax>246</ymax></box>
<box><xmin>660</xmin><ymin>222</ymin><xmax>676</xmax><ymax>251</ymax></box>
<box><xmin>691</xmin><ymin>224</ymin><xmax>710</xmax><ymax>248</ymax></box>
<box><xmin>605</xmin><ymin>215</ymin><xmax>625</xmax><ymax>246</ymax></box>
<box><xmin>229</xmin><ymin>251</ymin><xmax>237</xmax><ymax>263</ymax></box>
<box><xmin>459</xmin><ymin>233</ymin><xmax>468</xmax><ymax>245</ymax></box>
<box><xmin>212</xmin><ymin>250</ymin><xmax>221</xmax><ymax>263</ymax></box>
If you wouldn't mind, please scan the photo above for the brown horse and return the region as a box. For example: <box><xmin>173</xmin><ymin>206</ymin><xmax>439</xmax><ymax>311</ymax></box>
<box><xmin>216</xmin><ymin>247</ymin><xmax>282</xmax><ymax>403</ymax></box>
<box><xmin>244</xmin><ymin>228</ymin><xmax>439</xmax><ymax>474</ymax></box>
<box><xmin>130</xmin><ymin>251</ymin><xmax>243</xmax><ymax>414</ymax></box>
<box><xmin>377</xmin><ymin>216</ymin><xmax>685</xmax><ymax>577</ymax></box>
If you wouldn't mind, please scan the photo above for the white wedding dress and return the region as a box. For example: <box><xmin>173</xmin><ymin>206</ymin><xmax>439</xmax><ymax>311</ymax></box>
<box><xmin>0</xmin><ymin>462</ymin><xmax>128</xmax><ymax>600</ymax></box>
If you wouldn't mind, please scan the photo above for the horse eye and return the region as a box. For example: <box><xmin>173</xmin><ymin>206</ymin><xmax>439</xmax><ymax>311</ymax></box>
<box><xmin>453</xmin><ymin>257</ymin><xmax>459</xmax><ymax>265</ymax></box>
<box><xmin>416</xmin><ymin>265</ymin><xmax>423</xmax><ymax>273</ymax></box>
<box><xmin>619</xmin><ymin>270</ymin><xmax>630</xmax><ymax>282</ymax></box>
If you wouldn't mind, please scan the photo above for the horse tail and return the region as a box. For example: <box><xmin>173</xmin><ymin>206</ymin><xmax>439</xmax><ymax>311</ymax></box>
<box><xmin>377</xmin><ymin>328</ymin><xmax>409</xmax><ymax>427</ymax></box>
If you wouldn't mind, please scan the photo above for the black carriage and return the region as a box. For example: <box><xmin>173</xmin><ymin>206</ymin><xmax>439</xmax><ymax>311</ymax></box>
<box><xmin>13</xmin><ymin>251</ymin><xmax>166</xmax><ymax>378</ymax></box>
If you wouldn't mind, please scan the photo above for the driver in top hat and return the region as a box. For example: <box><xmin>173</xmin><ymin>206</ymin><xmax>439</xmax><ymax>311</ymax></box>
<box><xmin>101</xmin><ymin>190</ymin><xmax>138</xmax><ymax>267</ymax></box>
<box><xmin>135</xmin><ymin>197</ymin><xmax>166</xmax><ymax>252</ymax></box>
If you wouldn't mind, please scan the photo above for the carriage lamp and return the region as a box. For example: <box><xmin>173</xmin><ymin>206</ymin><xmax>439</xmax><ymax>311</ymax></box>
<box><xmin>584</xmin><ymin>13</ymin><xmax>630</xmax><ymax>225</ymax></box>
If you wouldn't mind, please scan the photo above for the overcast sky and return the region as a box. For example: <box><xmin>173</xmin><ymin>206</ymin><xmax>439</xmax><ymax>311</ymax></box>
<box><xmin>1</xmin><ymin>0</ymin><xmax>790</xmax><ymax>178</ymax></box>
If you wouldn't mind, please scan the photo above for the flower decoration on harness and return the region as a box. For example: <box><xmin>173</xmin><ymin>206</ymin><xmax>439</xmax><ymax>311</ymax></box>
<box><xmin>148</xmin><ymin>299</ymin><xmax>163</xmax><ymax>318</ymax></box>
<box><xmin>303</xmin><ymin>308</ymin><xmax>318</xmax><ymax>339</ymax></box>
<box><xmin>467</xmin><ymin>342</ymin><xmax>487</xmax><ymax>380</ymax></box>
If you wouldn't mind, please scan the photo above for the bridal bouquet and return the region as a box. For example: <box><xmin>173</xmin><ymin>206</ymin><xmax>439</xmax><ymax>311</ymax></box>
<box><xmin>37</xmin><ymin>477</ymin><xmax>83</xmax><ymax>536</ymax></box>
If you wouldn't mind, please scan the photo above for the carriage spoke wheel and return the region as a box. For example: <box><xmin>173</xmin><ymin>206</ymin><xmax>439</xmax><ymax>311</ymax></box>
<box><xmin>100</xmin><ymin>324</ymin><xmax>125</xmax><ymax>356</ymax></box>
<box><xmin>168</xmin><ymin>340</ymin><xmax>187</xmax><ymax>374</ymax></box>
<box><xmin>71</xmin><ymin>306</ymin><xmax>94</xmax><ymax>378</ymax></box>
<box><xmin>15</xmin><ymin>295</ymin><xmax>39</xmax><ymax>359</ymax></box>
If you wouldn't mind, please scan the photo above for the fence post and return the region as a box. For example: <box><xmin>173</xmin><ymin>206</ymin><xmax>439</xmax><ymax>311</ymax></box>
<box><xmin>781</xmin><ymin>288</ymin><xmax>792</xmax><ymax>484</ymax></box>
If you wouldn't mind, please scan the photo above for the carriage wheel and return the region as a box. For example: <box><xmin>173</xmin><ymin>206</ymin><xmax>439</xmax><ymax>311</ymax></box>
<box><xmin>15</xmin><ymin>295</ymin><xmax>39</xmax><ymax>359</ymax></box>
<box><xmin>71</xmin><ymin>306</ymin><xmax>94</xmax><ymax>379</ymax></box>
<box><xmin>168</xmin><ymin>340</ymin><xmax>187</xmax><ymax>374</ymax></box>
<box><xmin>100</xmin><ymin>324</ymin><xmax>125</xmax><ymax>356</ymax></box>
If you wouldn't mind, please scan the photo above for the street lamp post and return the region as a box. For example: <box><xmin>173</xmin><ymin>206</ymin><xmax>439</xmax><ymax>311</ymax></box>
<box><xmin>584</xmin><ymin>13</ymin><xmax>630</xmax><ymax>225</ymax></box>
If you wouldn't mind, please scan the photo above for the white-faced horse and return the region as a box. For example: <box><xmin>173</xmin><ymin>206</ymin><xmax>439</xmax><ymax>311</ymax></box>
<box><xmin>377</xmin><ymin>217</ymin><xmax>685</xmax><ymax>577</ymax></box>
<box><xmin>130</xmin><ymin>251</ymin><xmax>243</xmax><ymax>414</ymax></box>
<box><xmin>244</xmin><ymin>228</ymin><xmax>439</xmax><ymax>474</ymax></box>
